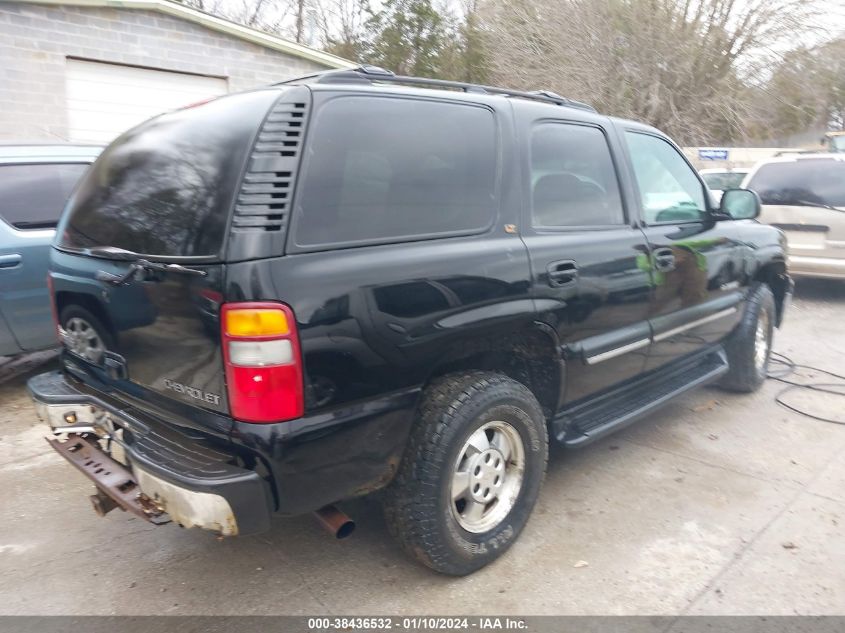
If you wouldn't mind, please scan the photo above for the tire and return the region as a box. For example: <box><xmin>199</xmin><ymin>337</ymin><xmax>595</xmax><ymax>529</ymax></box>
<box><xmin>383</xmin><ymin>371</ymin><xmax>548</xmax><ymax>576</ymax></box>
<box><xmin>719</xmin><ymin>284</ymin><xmax>775</xmax><ymax>393</ymax></box>
<box><xmin>60</xmin><ymin>305</ymin><xmax>115</xmax><ymax>364</ymax></box>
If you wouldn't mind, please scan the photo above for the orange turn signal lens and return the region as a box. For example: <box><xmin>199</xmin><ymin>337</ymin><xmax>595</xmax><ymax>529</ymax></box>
<box><xmin>224</xmin><ymin>308</ymin><xmax>289</xmax><ymax>337</ymax></box>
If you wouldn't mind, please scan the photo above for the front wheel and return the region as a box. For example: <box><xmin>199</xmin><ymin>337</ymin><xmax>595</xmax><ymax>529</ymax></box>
<box><xmin>720</xmin><ymin>283</ymin><xmax>775</xmax><ymax>392</ymax></box>
<box><xmin>383</xmin><ymin>372</ymin><xmax>548</xmax><ymax>576</ymax></box>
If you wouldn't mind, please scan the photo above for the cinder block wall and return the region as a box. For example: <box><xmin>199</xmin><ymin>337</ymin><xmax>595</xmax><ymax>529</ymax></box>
<box><xmin>0</xmin><ymin>3</ymin><xmax>329</xmax><ymax>141</ymax></box>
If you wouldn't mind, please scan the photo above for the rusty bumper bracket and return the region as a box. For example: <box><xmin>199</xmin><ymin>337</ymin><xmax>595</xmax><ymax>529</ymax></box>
<box><xmin>46</xmin><ymin>434</ymin><xmax>170</xmax><ymax>525</ymax></box>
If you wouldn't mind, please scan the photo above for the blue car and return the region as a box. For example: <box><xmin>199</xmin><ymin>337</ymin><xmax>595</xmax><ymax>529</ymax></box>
<box><xmin>0</xmin><ymin>145</ymin><xmax>101</xmax><ymax>357</ymax></box>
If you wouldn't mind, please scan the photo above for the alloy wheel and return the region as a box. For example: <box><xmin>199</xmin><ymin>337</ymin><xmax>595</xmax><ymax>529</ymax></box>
<box><xmin>754</xmin><ymin>309</ymin><xmax>770</xmax><ymax>373</ymax></box>
<box><xmin>450</xmin><ymin>420</ymin><xmax>526</xmax><ymax>533</ymax></box>
<box><xmin>65</xmin><ymin>317</ymin><xmax>106</xmax><ymax>363</ymax></box>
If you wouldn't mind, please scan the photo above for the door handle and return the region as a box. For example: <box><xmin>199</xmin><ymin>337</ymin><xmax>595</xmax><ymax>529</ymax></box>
<box><xmin>652</xmin><ymin>248</ymin><xmax>675</xmax><ymax>272</ymax></box>
<box><xmin>547</xmin><ymin>260</ymin><xmax>578</xmax><ymax>287</ymax></box>
<box><xmin>0</xmin><ymin>254</ymin><xmax>22</xmax><ymax>269</ymax></box>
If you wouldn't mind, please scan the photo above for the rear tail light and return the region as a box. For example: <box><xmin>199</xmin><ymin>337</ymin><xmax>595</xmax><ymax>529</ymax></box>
<box><xmin>221</xmin><ymin>302</ymin><xmax>304</xmax><ymax>423</ymax></box>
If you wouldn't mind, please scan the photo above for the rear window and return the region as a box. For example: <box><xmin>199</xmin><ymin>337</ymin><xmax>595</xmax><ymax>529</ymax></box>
<box><xmin>0</xmin><ymin>163</ymin><xmax>89</xmax><ymax>230</ymax></box>
<box><xmin>747</xmin><ymin>159</ymin><xmax>845</xmax><ymax>208</ymax></box>
<box><xmin>57</xmin><ymin>90</ymin><xmax>280</xmax><ymax>258</ymax></box>
<box><xmin>293</xmin><ymin>96</ymin><xmax>497</xmax><ymax>247</ymax></box>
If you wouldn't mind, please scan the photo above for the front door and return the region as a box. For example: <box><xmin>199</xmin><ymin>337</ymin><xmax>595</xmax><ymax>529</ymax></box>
<box><xmin>521</xmin><ymin>118</ymin><xmax>653</xmax><ymax>404</ymax></box>
<box><xmin>620</xmin><ymin>130</ymin><xmax>746</xmax><ymax>372</ymax></box>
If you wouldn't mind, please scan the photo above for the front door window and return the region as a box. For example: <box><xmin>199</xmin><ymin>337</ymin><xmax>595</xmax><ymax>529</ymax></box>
<box><xmin>625</xmin><ymin>132</ymin><xmax>707</xmax><ymax>224</ymax></box>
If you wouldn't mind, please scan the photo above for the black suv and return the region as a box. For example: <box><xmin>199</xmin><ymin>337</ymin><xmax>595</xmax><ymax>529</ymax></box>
<box><xmin>29</xmin><ymin>67</ymin><xmax>793</xmax><ymax>575</ymax></box>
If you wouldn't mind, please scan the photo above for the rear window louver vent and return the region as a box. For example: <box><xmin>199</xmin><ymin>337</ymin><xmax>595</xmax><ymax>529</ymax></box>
<box><xmin>233</xmin><ymin>100</ymin><xmax>307</xmax><ymax>233</ymax></box>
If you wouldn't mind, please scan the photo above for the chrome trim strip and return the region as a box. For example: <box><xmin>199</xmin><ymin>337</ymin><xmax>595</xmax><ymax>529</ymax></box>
<box><xmin>653</xmin><ymin>307</ymin><xmax>737</xmax><ymax>343</ymax></box>
<box><xmin>585</xmin><ymin>338</ymin><xmax>651</xmax><ymax>365</ymax></box>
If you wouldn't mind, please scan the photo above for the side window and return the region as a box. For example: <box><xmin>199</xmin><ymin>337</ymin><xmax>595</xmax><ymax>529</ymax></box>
<box><xmin>294</xmin><ymin>97</ymin><xmax>497</xmax><ymax>247</ymax></box>
<box><xmin>0</xmin><ymin>163</ymin><xmax>89</xmax><ymax>230</ymax></box>
<box><xmin>625</xmin><ymin>132</ymin><xmax>707</xmax><ymax>224</ymax></box>
<box><xmin>530</xmin><ymin>123</ymin><xmax>625</xmax><ymax>227</ymax></box>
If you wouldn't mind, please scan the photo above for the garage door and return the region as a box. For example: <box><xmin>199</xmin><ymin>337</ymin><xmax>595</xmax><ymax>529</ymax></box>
<box><xmin>65</xmin><ymin>59</ymin><xmax>228</xmax><ymax>143</ymax></box>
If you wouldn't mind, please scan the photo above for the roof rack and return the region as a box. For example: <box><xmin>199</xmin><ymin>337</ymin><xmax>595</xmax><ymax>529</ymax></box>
<box><xmin>275</xmin><ymin>65</ymin><xmax>597</xmax><ymax>113</ymax></box>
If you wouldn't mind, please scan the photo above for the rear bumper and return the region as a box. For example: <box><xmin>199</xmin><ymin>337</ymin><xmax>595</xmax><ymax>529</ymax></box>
<box><xmin>789</xmin><ymin>255</ymin><xmax>845</xmax><ymax>280</ymax></box>
<box><xmin>28</xmin><ymin>371</ymin><xmax>273</xmax><ymax>536</ymax></box>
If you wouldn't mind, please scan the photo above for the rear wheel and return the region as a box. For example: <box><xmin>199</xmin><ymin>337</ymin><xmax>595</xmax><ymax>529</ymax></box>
<box><xmin>60</xmin><ymin>305</ymin><xmax>114</xmax><ymax>364</ymax></box>
<box><xmin>719</xmin><ymin>284</ymin><xmax>775</xmax><ymax>392</ymax></box>
<box><xmin>383</xmin><ymin>372</ymin><xmax>548</xmax><ymax>576</ymax></box>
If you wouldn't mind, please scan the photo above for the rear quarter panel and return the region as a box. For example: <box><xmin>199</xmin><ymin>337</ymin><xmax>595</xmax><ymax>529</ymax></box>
<box><xmin>225</xmin><ymin>230</ymin><xmax>536</xmax><ymax>513</ymax></box>
<box><xmin>223</xmin><ymin>93</ymin><xmax>539</xmax><ymax>512</ymax></box>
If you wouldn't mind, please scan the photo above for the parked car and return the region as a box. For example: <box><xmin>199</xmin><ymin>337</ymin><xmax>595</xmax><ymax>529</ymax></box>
<box><xmin>823</xmin><ymin>131</ymin><xmax>845</xmax><ymax>153</ymax></box>
<box><xmin>28</xmin><ymin>67</ymin><xmax>792</xmax><ymax>576</ymax></box>
<box><xmin>699</xmin><ymin>167</ymin><xmax>749</xmax><ymax>204</ymax></box>
<box><xmin>743</xmin><ymin>153</ymin><xmax>845</xmax><ymax>279</ymax></box>
<box><xmin>0</xmin><ymin>144</ymin><xmax>101</xmax><ymax>356</ymax></box>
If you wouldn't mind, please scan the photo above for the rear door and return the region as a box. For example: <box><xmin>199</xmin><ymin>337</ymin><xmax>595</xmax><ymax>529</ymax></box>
<box><xmin>519</xmin><ymin>112</ymin><xmax>654</xmax><ymax>404</ymax></box>
<box><xmin>0</xmin><ymin>161</ymin><xmax>90</xmax><ymax>351</ymax></box>
<box><xmin>51</xmin><ymin>88</ymin><xmax>286</xmax><ymax>429</ymax></box>
<box><xmin>620</xmin><ymin>129</ymin><xmax>746</xmax><ymax>372</ymax></box>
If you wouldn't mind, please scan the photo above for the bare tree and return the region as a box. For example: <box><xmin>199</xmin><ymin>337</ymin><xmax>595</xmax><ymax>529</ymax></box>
<box><xmin>182</xmin><ymin>0</ymin><xmax>294</xmax><ymax>35</ymax></box>
<box><xmin>312</xmin><ymin>0</ymin><xmax>370</xmax><ymax>59</ymax></box>
<box><xmin>483</xmin><ymin>0</ymin><xmax>823</xmax><ymax>144</ymax></box>
<box><xmin>294</xmin><ymin>0</ymin><xmax>306</xmax><ymax>42</ymax></box>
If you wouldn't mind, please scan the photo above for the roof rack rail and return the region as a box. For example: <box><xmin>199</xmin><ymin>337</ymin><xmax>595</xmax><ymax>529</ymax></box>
<box><xmin>275</xmin><ymin>66</ymin><xmax>597</xmax><ymax>113</ymax></box>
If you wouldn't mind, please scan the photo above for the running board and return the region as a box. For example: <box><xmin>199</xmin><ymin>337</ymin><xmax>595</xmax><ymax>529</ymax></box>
<box><xmin>555</xmin><ymin>348</ymin><xmax>729</xmax><ymax>448</ymax></box>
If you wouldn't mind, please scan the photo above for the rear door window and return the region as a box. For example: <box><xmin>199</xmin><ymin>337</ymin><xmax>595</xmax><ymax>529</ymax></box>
<box><xmin>293</xmin><ymin>96</ymin><xmax>497</xmax><ymax>248</ymax></box>
<box><xmin>530</xmin><ymin>123</ymin><xmax>625</xmax><ymax>227</ymax></box>
<box><xmin>746</xmin><ymin>159</ymin><xmax>845</xmax><ymax>207</ymax></box>
<box><xmin>0</xmin><ymin>163</ymin><xmax>89</xmax><ymax>230</ymax></box>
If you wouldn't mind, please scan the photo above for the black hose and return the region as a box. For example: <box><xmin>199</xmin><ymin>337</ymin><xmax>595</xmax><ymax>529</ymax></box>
<box><xmin>767</xmin><ymin>351</ymin><xmax>845</xmax><ymax>425</ymax></box>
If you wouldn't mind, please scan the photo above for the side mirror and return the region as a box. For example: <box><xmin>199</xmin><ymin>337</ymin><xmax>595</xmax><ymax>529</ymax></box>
<box><xmin>719</xmin><ymin>188</ymin><xmax>760</xmax><ymax>220</ymax></box>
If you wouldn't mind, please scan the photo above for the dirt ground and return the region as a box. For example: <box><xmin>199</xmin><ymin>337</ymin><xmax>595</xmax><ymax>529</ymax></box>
<box><xmin>0</xmin><ymin>279</ymin><xmax>842</xmax><ymax>615</ymax></box>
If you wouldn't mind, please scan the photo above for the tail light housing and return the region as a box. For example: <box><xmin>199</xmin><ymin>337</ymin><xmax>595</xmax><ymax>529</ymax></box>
<box><xmin>221</xmin><ymin>302</ymin><xmax>304</xmax><ymax>423</ymax></box>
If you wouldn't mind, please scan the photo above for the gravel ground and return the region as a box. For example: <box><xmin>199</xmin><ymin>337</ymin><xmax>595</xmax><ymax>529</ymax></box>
<box><xmin>0</xmin><ymin>279</ymin><xmax>842</xmax><ymax>615</ymax></box>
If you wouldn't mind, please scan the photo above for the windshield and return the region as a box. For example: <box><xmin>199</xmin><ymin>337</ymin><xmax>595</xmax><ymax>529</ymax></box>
<box><xmin>701</xmin><ymin>171</ymin><xmax>746</xmax><ymax>191</ymax></box>
<box><xmin>746</xmin><ymin>159</ymin><xmax>845</xmax><ymax>208</ymax></box>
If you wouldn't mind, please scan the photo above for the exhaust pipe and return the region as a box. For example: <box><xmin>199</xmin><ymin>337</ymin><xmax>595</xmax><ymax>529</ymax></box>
<box><xmin>314</xmin><ymin>505</ymin><xmax>355</xmax><ymax>539</ymax></box>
